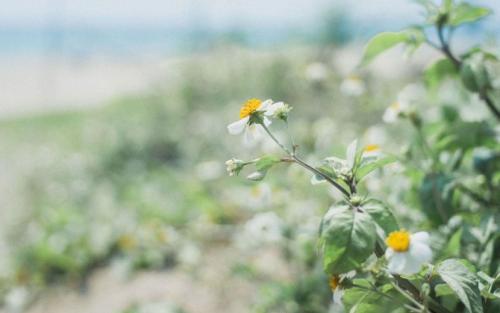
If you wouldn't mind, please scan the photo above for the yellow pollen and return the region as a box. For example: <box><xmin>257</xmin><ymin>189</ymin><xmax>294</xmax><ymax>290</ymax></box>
<box><xmin>239</xmin><ymin>98</ymin><xmax>262</xmax><ymax>119</ymax></box>
<box><xmin>386</xmin><ymin>230</ymin><xmax>411</xmax><ymax>252</ymax></box>
<box><xmin>329</xmin><ymin>275</ymin><xmax>340</xmax><ymax>290</ymax></box>
<box><xmin>364</xmin><ymin>144</ymin><xmax>380</xmax><ymax>152</ymax></box>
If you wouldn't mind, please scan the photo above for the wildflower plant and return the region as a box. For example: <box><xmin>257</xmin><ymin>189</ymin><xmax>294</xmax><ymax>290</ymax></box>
<box><xmin>226</xmin><ymin>1</ymin><xmax>500</xmax><ymax>313</ymax></box>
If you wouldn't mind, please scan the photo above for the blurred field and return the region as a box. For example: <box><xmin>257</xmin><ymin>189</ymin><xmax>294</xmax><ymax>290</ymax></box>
<box><xmin>0</xmin><ymin>42</ymin><xmax>462</xmax><ymax>313</ymax></box>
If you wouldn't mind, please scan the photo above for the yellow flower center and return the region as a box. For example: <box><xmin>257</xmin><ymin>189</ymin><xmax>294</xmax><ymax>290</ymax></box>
<box><xmin>386</xmin><ymin>230</ymin><xmax>411</xmax><ymax>252</ymax></box>
<box><xmin>239</xmin><ymin>98</ymin><xmax>262</xmax><ymax>119</ymax></box>
<box><xmin>329</xmin><ymin>275</ymin><xmax>340</xmax><ymax>290</ymax></box>
<box><xmin>390</xmin><ymin>101</ymin><xmax>400</xmax><ymax>110</ymax></box>
<box><xmin>364</xmin><ymin>144</ymin><xmax>380</xmax><ymax>152</ymax></box>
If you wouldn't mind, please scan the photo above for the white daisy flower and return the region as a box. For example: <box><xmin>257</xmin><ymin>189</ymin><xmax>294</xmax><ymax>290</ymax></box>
<box><xmin>227</xmin><ymin>98</ymin><xmax>273</xmax><ymax>145</ymax></box>
<box><xmin>383</xmin><ymin>84</ymin><xmax>424</xmax><ymax>123</ymax></box>
<box><xmin>362</xmin><ymin>144</ymin><xmax>381</xmax><ymax>159</ymax></box>
<box><xmin>340</xmin><ymin>75</ymin><xmax>365</xmax><ymax>96</ymax></box>
<box><xmin>305</xmin><ymin>62</ymin><xmax>329</xmax><ymax>82</ymax></box>
<box><xmin>265</xmin><ymin>102</ymin><xmax>292</xmax><ymax>121</ymax></box>
<box><xmin>329</xmin><ymin>271</ymin><xmax>355</xmax><ymax>306</ymax></box>
<box><xmin>385</xmin><ymin>230</ymin><xmax>432</xmax><ymax>275</ymax></box>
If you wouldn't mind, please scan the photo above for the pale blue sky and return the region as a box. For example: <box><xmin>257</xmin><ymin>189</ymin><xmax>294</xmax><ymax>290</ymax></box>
<box><xmin>1</xmin><ymin>0</ymin><xmax>498</xmax><ymax>29</ymax></box>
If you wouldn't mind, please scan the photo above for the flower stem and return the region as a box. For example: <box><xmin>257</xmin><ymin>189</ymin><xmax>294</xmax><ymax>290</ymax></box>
<box><xmin>260</xmin><ymin>123</ymin><xmax>350</xmax><ymax>197</ymax></box>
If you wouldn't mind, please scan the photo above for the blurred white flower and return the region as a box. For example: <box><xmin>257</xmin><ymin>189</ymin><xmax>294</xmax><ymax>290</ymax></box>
<box><xmin>246</xmin><ymin>183</ymin><xmax>272</xmax><ymax>209</ymax></box>
<box><xmin>5</xmin><ymin>287</ymin><xmax>29</xmax><ymax>313</ymax></box>
<box><xmin>383</xmin><ymin>101</ymin><xmax>407</xmax><ymax>123</ymax></box>
<box><xmin>227</xmin><ymin>98</ymin><xmax>272</xmax><ymax>145</ymax></box>
<box><xmin>195</xmin><ymin>160</ymin><xmax>223</xmax><ymax>181</ymax></box>
<box><xmin>178</xmin><ymin>243</ymin><xmax>201</xmax><ymax>267</ymax></box>
<box><xmin>383</xmin><ymin>83</ymin><xmax>424</xmax><ymax>123</ymax></box>
<box><xmin>329</xmin><ymin>271</ymin><xmax>355</xmax><ymax>307</ymax></box>
<box><xmin>305</xmin><ymin>62</ymin><xmax>329</xmax><ymax>82</ymax></box>
<box><xmin>340</xmin><ymin>75</ymin><xmax>365</xmax><ymax>96</ymax></box>
<box><xmin>385</xmin><ymin>230</ymin><xmax>432</xmax><ymax>275</ymax></box>
<box><xmin>362</xmin><ymin>144</ymin><xmax>381</xmax><ymax>159</ymax></box>
<box><xmin>265</xmin><ymin>102</ymin><xmax>292</xmax><ymax>121</ymax></box>
<box><xmin>244</xmin><ymin>212</ymin><xmax>283</xmax><ymax>244</ymax></box>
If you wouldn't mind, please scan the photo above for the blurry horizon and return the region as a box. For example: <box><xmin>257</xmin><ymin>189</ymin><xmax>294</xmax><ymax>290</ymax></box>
<box><xmin>1</xmin><ymin>0</ymin><xmax>498</xmax><ymax>57</ymax></box>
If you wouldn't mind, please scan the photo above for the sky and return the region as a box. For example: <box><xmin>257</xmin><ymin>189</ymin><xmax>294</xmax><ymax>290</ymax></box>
<box><xmin>1</xmin><ymin>0</ymin><xmax>497</xmax><ymax>29</ymax></box>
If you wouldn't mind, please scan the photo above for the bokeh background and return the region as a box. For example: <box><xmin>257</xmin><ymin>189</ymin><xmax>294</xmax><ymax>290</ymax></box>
<box><xmin>0</xmin><ymin>1</ymin><xmax>498</xmax><ymax>313</ymax></box>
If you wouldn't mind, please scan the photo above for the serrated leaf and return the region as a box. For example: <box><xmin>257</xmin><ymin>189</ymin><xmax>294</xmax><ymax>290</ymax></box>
<box><xmin>355</xmin><ymin>155</ymin><xmax>397</xmax><ymax>182</ymax></box>
<box><xmin>437</xmin><ymin>259</ymin><xmax>484</xmax><ymax>313</ymax></box>
<box><xmin>361</xmin><ymin>31</ymin><xmax>410</xmax><ymax>66</ymax></box>
<box><xmin>320</xmin><ymin>205</ymin><xmax>376</xmax><ymax>275</ymax></box>
<box><xmin>449</xmin><ymin>3</ymin><xmax>491</xmax><ymax>26</ymax></box>
<box><xmin>362</xmin><ymin>200</ymin><xmax>399</xmax><ymax>236</ymax></box>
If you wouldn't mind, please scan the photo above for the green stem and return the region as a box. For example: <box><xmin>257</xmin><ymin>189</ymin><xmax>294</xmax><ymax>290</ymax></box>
<box><xmin>261</xmin><ymin>123</ymin><xmax>351</xmax><ymax>197</ymax></box>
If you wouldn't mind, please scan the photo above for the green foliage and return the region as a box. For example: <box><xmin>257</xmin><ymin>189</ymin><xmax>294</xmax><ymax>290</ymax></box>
<box><xmin>425</xmin><ymin>58</ymin><xmax>458</xmax><ymax>89</ymax></box>
<box><xmin>448</xmin><ymin>3</ymin><xmax>492</xmax><ymax>26</ymax></box>
<box><xmin>437</xmin><ymin>259</ymin><xmax>484</xmax><ymax>313</ymax></box>
<box><xmin>362</xmin><ymin>200</ymin><xmax>399</xmax><ymax>236</ymax></box>
<box><xmin>361</xmin><ymin>31</ymin><xmax>411</xmax><ymax>66</ymax></box>
<box><xmin>320</xmin><ymin>204</ymin><xmax>376</xmax><ymax>275</ymax></box>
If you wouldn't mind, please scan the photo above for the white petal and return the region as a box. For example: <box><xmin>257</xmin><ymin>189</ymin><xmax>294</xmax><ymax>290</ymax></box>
<box><xmin>346</xmin><ymin>139</ymin><xmax>358</xmax><ymax>169</ymax></box>
<box><xmin>333</xmin><ymin>289</ymin><xmax>344</xmax><ymax>305</ymax></box>
<box><xmin>411</xmin><ymin>232</ymin><xmax>430</xmax><ymax>245</ymax></box>
<box><xmin>388</xmin><ymin>252</ymin><xmax>407</xmax><ymax>274</ymax></box>
<box><xmin>400</xmin><ymin>257</ymin><xmax>422</xmax><ymax>275</ymax></box>
<box><xmin>409</xmin><ymin>241</ymin><xmax>432</xmax><ymax>264</ymax></box>
<box><xmin>385</xmin><ymin>247</ymin><xmax>395</xmax><ymax>259</ymax></box>
<box><xmin>243</xmin><ymin>124</ymin><xmax>257</xmax><ymax>145</ymax></box>
<box><xmin>227</xmin><ymin>117</ymin><xmax>249</xmax><ymax>135</ymax></box>
<box><xmin>258</xmin><ymin>99</ymin><xmax>273</xmax><ymax>111</ymax></box>
<box><xmin>383</xmin><ymin>108</ymin><xmax>398</xmax><ymax>123</ymax></box>
<box><xmin>263</xmin><ymin>116</ymin><xmax>272</xmax><ymax>127</ymax></box>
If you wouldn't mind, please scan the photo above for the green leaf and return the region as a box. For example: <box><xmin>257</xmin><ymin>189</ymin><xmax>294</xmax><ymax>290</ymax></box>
<box><xmin>356</xmin><ymin>155</ymin><xmax>397</xmax><ymax>181</ymax></box>
<box><xmin>442</xmin><ymin>228</ymin><xmax>462</xmax><ymax>258</ymax></box>
<box><xmin>343</xmin><ymin>287</ymin><xmax>402</xmax><ymax>313</ymax></box>
<box><xmin>437</xmin><ymin>259</ymin><xmax>484</xmax><ymax>313</ymax></box>
<box><xmin>436</xmin><ymin>283</ymin><xmax>455</xmax><ymax>297</ymax></box>
<box><xmin>449</xmin><ymin>3</ymin><xmax>491</xmax><ymax>26</ymax></box>
<box><xmin>362</xmin><ymin>200</ymin><xmax>399</xmax><ymax>236</ymax></box>
<box><xmin>361</xmin><ymin>31</ymin><xmax>410</xmax><ymax>66</ymax></box>
<box><xmin>320</xmin><ymin>204</ymin><xmax>376</xmax><ymax>275</ymax></box>
<box><xmin>255</xmin><ymin>155</ymin><xmax>280</xmax><ymax>172</ymax></box>
<box><xmin>425</xmin><ymin>58</ymin><xmax>458</xmax><ymax>90</ymax></box>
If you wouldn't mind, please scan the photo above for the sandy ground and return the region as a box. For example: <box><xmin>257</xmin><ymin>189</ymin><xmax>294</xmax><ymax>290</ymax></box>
<box><xmin>0</xmin><ymin>55</ymin><xmax>177</xmax><ymax>118</ymax></box>
<box><xmin>17</xmin><ymin>246</ymin><xmax>288</xmax><ymax>313</ymax></box>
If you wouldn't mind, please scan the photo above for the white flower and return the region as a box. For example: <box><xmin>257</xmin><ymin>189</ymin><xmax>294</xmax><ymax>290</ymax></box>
<box><xmin>225</xmin><ymin>158</ymin><xmax>244</xmax><ymax>176</ymax></box>
<box><xmin>340</xmin><ymin>75</ymin><xmax>365</xmax><ymax>96</ymax></box>
<box><xmin>305</xmin><ymin>62</ymin><xmax>329</xmax><ymax>82</ymax></box>
<box><xmin>265</xmin><ymin>102</ymin><xmax>292</xmax><ymax>120</ymax></box>
<box><xmin>385</xmin><ymin>230</ymin><xmax>432</xmax><ymax>275</ymax></box>
<box><xmin>383</xmin><ymin>84</ymin><xmax>424</xmax><ymax>123</ymax></box>
<box><xmin>244</xmin><ymin>212</ymin><xmax>283</xmax><ymax>244</ymax></box>
<box><xmin>227</xmin><ymin>98</ymin><xmax>273</xmax><ymax>145</ymax></box>
<box><xmin>362</xmin><ymin>144</ymin><xmax>381</xmax><ymax>159</ymax></box>
<box><xmin>5</xmin><ymin>287</ymin><xmax>29</xmax><ymax>312</ymax></box>
<box><xmin>329</xmin><ymin>271</ymin><xmax>356</xmax><ymax>307</ymax></box>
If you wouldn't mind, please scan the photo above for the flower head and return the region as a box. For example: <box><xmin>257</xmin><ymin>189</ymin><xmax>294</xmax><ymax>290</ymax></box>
<box><xmin>329</xmin><ymin>271</ymin><xmax>355</xmax><ymax>306</ymax></box>
<box><xmin>340</xmin><ymin>75</ymin><xmax>365</xmax><ymax>96</ymax></box>
<box><xmin>265</xmin><ymin>102</ymin><xmax>292</xmax><ymax>121</ymax></box>
<box><xmin>385</xmin><ymin>230</ymin><xmax>432</xmax><ymax>275</ymax></box>
<box><xmin>362</xmin><ymin>144</ymin><xmax>381</xmax><ymax>159</ymax></box>
<box><xmin>227</xmin><ymin>98</ymin><xmax>272</xmax><ymax>145</ymax></box>
<box><xmin>225</xmin><ymin>158</ymin><xmax>244</xmax><ymax>176</ymax></box>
